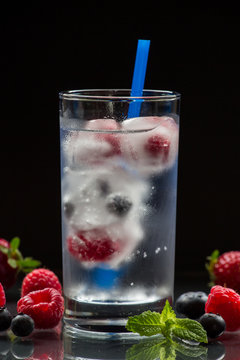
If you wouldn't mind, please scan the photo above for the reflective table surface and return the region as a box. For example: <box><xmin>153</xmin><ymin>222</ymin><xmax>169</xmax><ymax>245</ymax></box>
<box><xmin>1</xmin><ymin>273</ymin><xmax>239</xmax><ymax>359</ymax></box>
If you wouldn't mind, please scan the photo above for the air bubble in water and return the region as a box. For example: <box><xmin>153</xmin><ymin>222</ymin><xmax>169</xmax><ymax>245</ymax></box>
<box><xmin>164</xmin><ymin>246</ymin><xmax>167</xmax><ymax>251</ymax></box>
<box><xmin>143</xmin><ymin>252</ymin><xmax>147</xmax><ymax>258</ymax></box>
<box><xmin>155</xmin><ymin>247</ymin><xmax>161</xmax><ymax>254</ymax></box>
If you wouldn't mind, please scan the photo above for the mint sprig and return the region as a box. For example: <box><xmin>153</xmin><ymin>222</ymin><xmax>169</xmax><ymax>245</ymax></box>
<box><xmin>126</xmin><ymin>300</ymin><xmax>208</xmax><ymax>344</ymax></box>
<box><xmin>0</xmin><ymin>236</ymin><xmax>41</xmax><ymax>273</ymax></box>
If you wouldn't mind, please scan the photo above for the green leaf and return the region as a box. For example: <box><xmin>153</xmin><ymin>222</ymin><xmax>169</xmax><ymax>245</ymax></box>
<box><xmin>7</xmin><ymin>258</ymin><xmax>18</xmax><ymax>269</ymax></box>
<box><xmin>126</xmin><ymin>336</ymin><xmax>166</xmax><ymax>360</ymax></box>
<box><xmin>172</xmin><ymin>318</ymin><xmax>208</xmax><ymax>344</ymax></box>
<box><xmin>126</xmin><ymin>310</ymin><xmax>163</xmax><ymax>337</ymax></box>
<box><xmin>10</xmin><ymin>237</ymin><xmax>20</xmax><ymax>251</ymax></box>
<box><xmin>159</xmin><ymin>300</ymin><xmax>176</xmax><ymax>324</ymax></box>
<box><xmin>210</xmin><ymin>249</ymin><xmax>220</xmax><ymax>260</ymax></box>
<box><xmin>0</xmin><ymin>245</ymin><xmax>9</xmax><ymax>255</ymax></box>
<box><xmin>19</xmin><ymin>257</ymin><xmax>41</xmax><ymax>272</ymax></box>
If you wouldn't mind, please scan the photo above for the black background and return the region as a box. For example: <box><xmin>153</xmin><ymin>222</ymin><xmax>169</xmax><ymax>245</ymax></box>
<box><xmin>1</xmin><ymin>2</ymin><xmax>239</xmax><ymax>277</ymax></box>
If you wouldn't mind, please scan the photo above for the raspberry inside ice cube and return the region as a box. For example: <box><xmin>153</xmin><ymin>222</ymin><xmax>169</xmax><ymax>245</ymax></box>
<box><xmin>121</xmin><ymin>116</ymin><xmax>179</xmax><ymax>174</ymax></box>
<box><xmin>144</xmin><ymin>135</ymin><xmax>170</xmax><ymax>161</ymax></box>
<box><xmin>67</xmin><ymin>229</ymin><xmax>122</xmax><ymax>263</ymax></box>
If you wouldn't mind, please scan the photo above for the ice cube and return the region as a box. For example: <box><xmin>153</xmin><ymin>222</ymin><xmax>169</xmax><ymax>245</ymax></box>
<box><xmin>63</xmin><ymin>119</ymin><xmax>121</xmax><ymax>168</ymax></box>
<box><xmin>62</xmin><ymin>167</ymin><xmax>149</xmax><ymax>231</ymax></box>
<box><xmin>66</xmin><ymin>217</ymin><xmax>144</xmax><ymax>269</ymax></box>
<box><xmin>121</xmin><ymin>116</ymin><xmax>179</xmax><ymax>175</ymax></box>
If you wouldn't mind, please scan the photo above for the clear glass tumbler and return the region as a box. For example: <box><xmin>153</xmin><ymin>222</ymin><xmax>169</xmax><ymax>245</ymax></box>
<box><xmin>59</xmin><ymin>89</ymin><xmax>180</xmax><ymax>338</ymax></box>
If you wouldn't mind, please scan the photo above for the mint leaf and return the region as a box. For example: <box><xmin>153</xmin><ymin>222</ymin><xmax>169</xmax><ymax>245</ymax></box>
<box><xmin>126</xmin><ymin>300</ymin><xmax>208</xmax><ymax>344</ymax></box>
<box><xmin>7</xmin><ymin>258</ymin><xmax>18</xmax><ymax>269</ymax></box>
<box><xmin>172</xmin><ymin>318</ymin><xmax>208</xmax><ymax>344</ymax></box>
<box><xmin>10</xmin><ymin>237</ymin><xmax>20</xmax><ymax>252</ymax></box>
<box><xmin>159</xmin><ymin>300</ymin><xmax>176</xmax><ymax>324</ymax></box>
<box><xmin>19</xmin><ymin>257</ymin><xmax>41</xmax><ymax>273</ymax></box>
<box><xmin>126</xmin><ymin>310</ymin><xmax>163</xmax><ymax>337</ymax></box>
<box><xmin>126</xmin><ymin>336</ymin><xmax>165</xmax><ymax>360</ymax></box>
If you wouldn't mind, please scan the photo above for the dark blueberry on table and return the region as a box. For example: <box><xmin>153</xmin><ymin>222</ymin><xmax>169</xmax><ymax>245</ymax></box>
<box><xmin>199</xmin><ymin>313</ymin><xmax>226</xmax><ymax>339</ymax></box>
<box><xmin>175</xmin><ymin>291</ymin><xmax>208</xmax><ymax>319</ymax></box>
<box><xmin>63</xmin><ymin>201</ymin><xmax>75</xmax><ymax>218</ymax></box>
<box><xmin>11</xmin><ymin>314</ymin><xmax>35</xmax><ymax>337</ymax></box>
<box><xmin>11</xmin><ymin>338</ymin><xmax>34</xmax><ymax>359</ymax></box>
<box><xmin>0</xmin><ymin>307</ymin><xmax>12</xmax><ymax>331</ymax></box>
<box><xmin>106</xmin><ymin>194</ymin><xmax>132</xmax><ymax>216</ymax></box>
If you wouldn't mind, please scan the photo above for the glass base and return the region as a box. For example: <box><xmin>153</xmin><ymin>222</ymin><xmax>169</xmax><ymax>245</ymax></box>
<box><xmin>63</xmin><ymin>295</ymin><xmax>172</xmax><ymax>339</ymax></box>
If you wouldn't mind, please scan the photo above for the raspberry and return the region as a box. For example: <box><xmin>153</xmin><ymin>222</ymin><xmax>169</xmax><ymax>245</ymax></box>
<box><xmin>17</xmin><ymin>288</ymin><xmax>64</xmax><ymax>329</ymax></box>
<box><xmin>21</xmin><ymin>268</ymin><xmax>62</xmax><ymax>297</ymax></box>
<box><xmin>205</xmin><ymin>285</ymin><xmax>240</xmax><ymax>331</ymax></box>
<box><xmin>67</xmin><ymin>229</ymin><xmax>121</xmax><ymax>263</ymax></box>
<box><xmin>144</xmin><ymin>135</ymin><xmax>170</xmax><ymax>160</ymax></box>
<box><xmin>86</xmin><ymin>119</ymin><xmax>121</xmax><ymax>157</ymax></box>
<box><xmin>214</xmin><ymin>251</ymin><xmax>240</xmax><ymax>292</ymax></box>
<box><xmin>0</xmin><ymin>282</ymin><xmax>6</xmax><ymax>308</ymax></box>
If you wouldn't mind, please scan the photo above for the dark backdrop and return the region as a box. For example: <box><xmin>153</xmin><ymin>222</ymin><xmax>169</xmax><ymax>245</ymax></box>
<box><xmin>1</xmin><ymin>3</ymin><xmax>239</xmax><ymax>276</ymax></box>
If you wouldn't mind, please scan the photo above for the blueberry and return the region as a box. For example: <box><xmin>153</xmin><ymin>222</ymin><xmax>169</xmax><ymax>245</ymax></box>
<box><xmin>175</xmin><ymin>291</ymin><xmax>208</xmax><ymax>319</ymax></box>
<box><xmin>0</xmin><ymin>307</ymin><xmax>12</xmax><ymax>331</ymax></box>
<box><xmin>98</xmin><ymin>179</ymin><xmax>110</xmax><ymax>196</ymax></box>
<box><xmin>199</xmin><ymin>313</ymin><xmax>226</xmax><ymax>339</ymax></box>
<box><xmin>106</xmin><ymin>194</ymin><xmax>132</xmax><ymax>216</ymax></box>
<box><xmin>63</xmin><ymin>201</ymin><xmax>75</xmax><ymax>218</ymax></box>
<box><xmin>11</xmin><ymin>314</ymin><xmax>35</xmax><ymax>337</ymax></box>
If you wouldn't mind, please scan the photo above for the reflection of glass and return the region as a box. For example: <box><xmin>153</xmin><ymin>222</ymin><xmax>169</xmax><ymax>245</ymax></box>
<box><xmin>59</xmin><ymin>89</ymin><xmax>180</xmax><ymax>337</ymax></box>
<box><xmin>63</xmin><ymin>329</ymin><xmax>209</xmax><ymax>360</ymax></box>
<box><xmin>63</xmin><ymin>328</ymin><xmax>138</xmax><ymax>359</ymax></box>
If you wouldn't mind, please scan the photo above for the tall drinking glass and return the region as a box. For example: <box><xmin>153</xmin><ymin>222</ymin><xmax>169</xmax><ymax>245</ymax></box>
<box><xmin>59</xmin><ymin>89</ymin><xmax>180</xmax><ymax>338</ymax></box>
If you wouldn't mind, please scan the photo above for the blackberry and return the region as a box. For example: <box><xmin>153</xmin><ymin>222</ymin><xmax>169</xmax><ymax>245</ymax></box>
<box><xmin>106</xmin><ymin>194</ymin><xmax>132</xmax><ymax>217</ymax></box>
<box><xmin>63</xmin><ymin>201</ymin><xmax>75</xmax><ymax>218</ymax></box>
<box><xmin>175</xmin><ymin>291</ymin><xmax>208</xmax><ymax>319</ymax></box>
<box><xmin>199</xmin><ymin>313</ymin><xmax>226</xmax><ymax>339</ymax></box>
<box><xmin>11</xmin><ymin>313</ymin><xmax>35</xmax><ymax>337</ymax></box>
<box><xmin>0</xmin><ymin>307</ymin><xmax>12</xmax><ymax>331</ymax></box>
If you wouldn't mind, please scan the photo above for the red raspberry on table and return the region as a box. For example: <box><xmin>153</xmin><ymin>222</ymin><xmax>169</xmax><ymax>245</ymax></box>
<box><xmin>206</xmin><ymin>250</ymin><xmax>240</xmax><ymax>293</ymax></box>
<box><xmin>17</xmin><ymin>288</ymin><xmax>64</xmax><ymax>329</ymax></box>
<box><xmin>205</xmin><ymin>285</ymin><xmax>240</xmax><ymax>331</ymax></box>
<box><xmin>21</xmin><ymin>268</ymin><xmax>62</xmax><ymax>297</ymax></box>
<box><xmin>0</xmin><ymin>282</ymin><xmax>6</xmax><ymax>308</ymax></box>
<box><xmin>67</xmin><ymin>229</ymin><xmax>121</xmax><ymax>263</ymax></box>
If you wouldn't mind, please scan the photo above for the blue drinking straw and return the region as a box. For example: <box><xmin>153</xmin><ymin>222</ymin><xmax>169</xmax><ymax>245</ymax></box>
<box><xmin>128</xmin><ymin>39</ymin><xmax>151</xmax><ymax>118</ymax></box>
<box><xmin>92</xmin><ymin>40</ymin><xmax>151</xmax><ymax>289</ymax></box>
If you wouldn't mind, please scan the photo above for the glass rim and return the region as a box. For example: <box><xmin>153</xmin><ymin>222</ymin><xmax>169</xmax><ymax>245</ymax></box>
<box><xmin>59</xmin><ymin>89</ymin><xmax>181</xmax><ymax>101</ymax></box>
